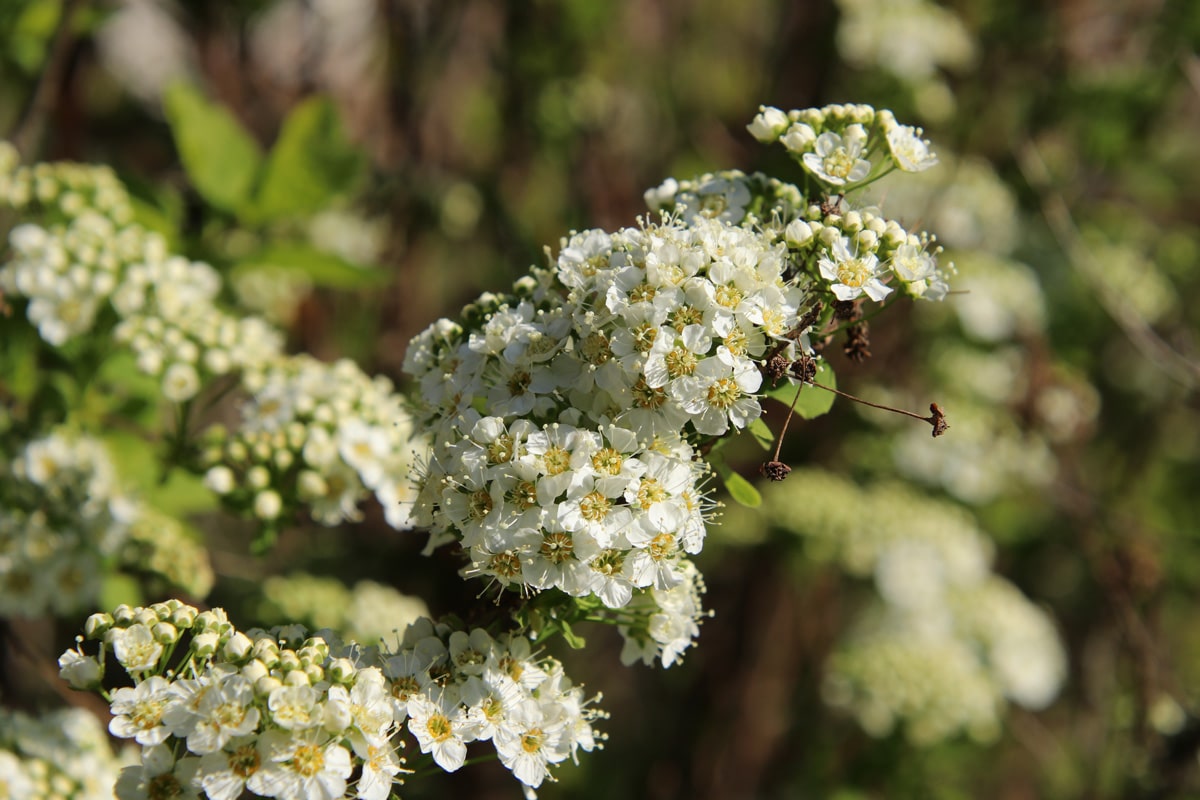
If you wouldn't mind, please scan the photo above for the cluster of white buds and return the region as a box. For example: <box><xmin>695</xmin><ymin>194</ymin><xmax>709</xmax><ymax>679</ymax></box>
<box><xmin>200</xmin><ymin>354</ymin><xmax>421</xmax><ymax>530</ymax></box>
<box><xmin>763</xmin><ymin>470</ymin><xmax>1066</xmax><ymax>743</ymax></box>
<box><xmin>0</xmin><ymin>149</ymin><xmax>283</xmax><ymax>399</ymax></box>
<box><xmin>0</xmin><ymin>706</ymin><xmax>131</xmax><ymax>800</ymax></box>
<box><xmin>0</xmin><ymin>430</ymin><xmax>136</xmax><ymax>616</ymax></box>
<box><xmin>59</xmin><ymin>601</ymin><xmax>605</xmax><ymax>796</ymax></box>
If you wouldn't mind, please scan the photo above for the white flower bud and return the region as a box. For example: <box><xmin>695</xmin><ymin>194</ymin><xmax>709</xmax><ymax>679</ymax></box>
<box><xmin>152</xmin><ymin>622</ymin><xmax>179</xmax><ymax>645</ymax></box>
<box><xmin>780</xmin><ymin>122</ymin><xmax>817</xmax><ymax>153</ymax></box>
<box><xmin>252</xmin><ymin>638</ymin><xmax>281</xmax><ymax>667</ymax></box>
<box><xmin>241</xmin><ymin>659</ymin><xmax>270</xmax><ymax>685</ymax></box>
<box><xmin>84</xmin><ymin>613</ymin><xmax>113</xmax><ymax>639</ymax></box>
<box><xmin>328</xmin><ymin>658</ymin><xmax>357</xmax><ymax>684</ymax></box>
<box><xmin>785</xmin><ymin>218</ymin><xmax>814</xmax><ymax>248</ymax></box>
<box><xmin>113</xmin><ymin>604</ymin><xmax>136</xmax><ymax>625</ymax></box>
<box><xmin>273</xmin><ymin>449</ymin><xmax>294</xmax><ymax>471</ymax></box>
<box><xmin>171</xmin><ymin>606</ymin><xmax>198</xmax><ymax>630</ymax></box>
<box><xmin>134</xmin><ymin>607</ymin><xmax>159</xmax><ymax>627</ymax></box>
<box><xmin>255</xmin><ymin>675</ymin><xmax>283</xmax><ymax>696</ymax></box>
<box><xmin>246</xmin><ymin>466</ymin><xmax>270</xmax><ymax>490</ymax></box>
<box><xmin>285</xmin><ymin>669</ymin><xmax>311</xmax><ymax>687</ymax></box>
<box><xmin>224</xmin><ymin>631</ymin><xmax>253</xmax><ymax>661</ymax></box>
<box><xmin>856</xmin><ymin>230</ymin><xmax>879</xmax><ymax>251</ymax></box>
<box><xmin>304</xmin><ymin>664</ymin><xmax>326</xmax><ymax>684</ymax></box>
<box><xmin>204</xmin><ymin>466</ymin><xmax>235</xmax><ymax>495</ymax></box>
<box><xmin>747</xmin><ymin>106</ymin><xmax>790</xmax><ymax>143</ymax></box>
<box><xmin>193</xmin><ymin>631</ymin><xmax>220</xmax><ymax>657</ymax></box>
<box><xmin>254</xmin><ymin>490</ymin><xmax>283</xmax><ymax>520</ymax></box>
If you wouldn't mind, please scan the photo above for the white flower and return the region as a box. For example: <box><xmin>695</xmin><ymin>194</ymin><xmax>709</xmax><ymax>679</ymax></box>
<box><xmin>197</xmin><ymin>738</ymin><xmax>270</xmax><ymax>800</ymax></box>
<box><xmin>671</xmin><ymin>356</ymin><xmax>763</xmax><ymax>436</ymax></box>
<box><xmin>254</xmin><ymin>489</ymin><xmax>283</xmax><ymax>520</ymax></box>
<box><xmin>818</xmin><ymin>237</ymin><xmax>893</xmax><ymax>302</ymax></box>
<box><xmin>111</xmin><ymin>623</ymin><xmax>164</xmax><ymax>672</ymax></box>
<box><xmin>248</xmin><ymin>728</ymin><xmax>353</xmax><ymax>800</ymax></box>
<box><xmin>268</xmin><ymin>684</ymin><xmax>322</xmax><ymax>730</ymax></box>
<box><xmin>406</xmin><ymin>690</ymin><xmax>480</xmax><ymax>772</ymax></box>
<box><xmin>115</xmin><ymin>744</ymin><xmax>201</xmax><ymax>800</ymax></box>
<box><xmin>493</xmin><ymin>700</ymin><xmax>569</xmax><ymax>788</ymax></box>
<box><xmin>746</xmin><ymin>105</ymin><xmax>790</xmax><ymax>142</ymax></box>
<box><xmin>802</xmin><ymin>125</ymin><xmax>872</xmax><ymax>185</ymax></box>
<box><xmin>886</xmin><ymin>124</ymin><xmax>939</xmax><ymax>172</ymax></box>
<box><xmin>184</xmin><ymin>673</ymin><xmax>261</xmax><ymax>754</ymax></box>
<box><xmin>109</xmin><ymin>675</ymin><xmax>176</xmax><ymax>745</ymax></box>
<box><xmin>58</xmin><ymin>644</ymin><xmax>104</xmax><ymax>688</ymax></box>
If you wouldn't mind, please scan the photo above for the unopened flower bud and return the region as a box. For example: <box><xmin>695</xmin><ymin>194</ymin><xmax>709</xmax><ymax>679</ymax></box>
<box><xmin>193</xmin><ymin>632</ymin><xmax>220</xmax><ymax>658</ymax></box>
<box><xmin>780</xmin><ymin>122</ymin><xmax>817</xmax><ymax>153</ymax></box>
<box><xmin>241</xmin><ymin>659</ymin><xmax>270</xmax><ymax>685</ymax></box>
<box><xmin>204</xmin><ymin>466</ymin><xmax>235</xmax><ymax>495</ymax></box>
<box><xmin>152</xmin><ymin>622</ymin><xmax>179</xmax><ymax>645</ymax></box>
<box><xmin>256</xmin><ymin>675</ymin><xmax>283</xmax><ymax>696</ymax></box>
<box><xmin>785</xmin><ymin>218</ymin><xmax>814</xmax><ymax>248</ymax></box>
<box><xmin>285</xmin><ymin>669</ymin><xmax>311</xmax><ymax>687</ymax></box>
<box><xmin>84</xmin><ymin>613</ymin><xmax>113</xmax><ymax>639</ymax></box>
<box><xmin>224</xmin><ymin>631</ymin><xmax>253</xmax><ymax>661</ymax></box>
<box><xmin>171</xmin><ymin>606</ymin><xmax>198</xmax><ymax>630</ymax></box>
<box><xmin>329</xmin><ymin>658</ymin><xmax>357</xmax><ymax>684</ymax></box>
<box><xmin>254</xmin><ymin>490</ymin><xmax>282</xmax><ymax>520</ymax></box>
<box><xmin>747</xmin><ymin>106</ymin><xmax>790</xmax><ymax>143</ymax></box>
<box><xmin>247</xmin><ymin>466</ymin><xmax>270</xmax><ymax>490</ymax></box>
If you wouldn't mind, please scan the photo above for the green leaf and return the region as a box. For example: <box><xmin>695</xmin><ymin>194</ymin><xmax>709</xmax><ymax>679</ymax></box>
<box><xmin>254</xmin><ymin>96</ymin><xmax>364</xmax><ymax>221</ymax></box>
<box><xmin>163</xmin><ymin>82</ymin><xmax>263</xmax><ymax>214</ymax></box>
<box><xmin>748</xmin><ymin>417</ymin><xmax>774</xmax><ymax>452</ymax></box>
<box><xmin>234</xmin><ymin>243</ymin><xmax>389</xmax><ymax>289</ymax></box>
<box><xmin>710</xmin><ymin>454</ymin><xmax>762</xmax><ymax>508</ymax></box>
<box><xmin>764</xmin><ymin>361</ymin><xmax>837</xmax><ymax>420</ymax></box>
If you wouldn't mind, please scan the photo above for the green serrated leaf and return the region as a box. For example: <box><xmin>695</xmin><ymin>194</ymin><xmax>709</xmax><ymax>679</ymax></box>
<box><xmin>764</xmin><ymin>361</ymin><xmax>837</xmax><ymax>420</ymax></box>
<box><xmin>163</xmin><ymin>82</ymin><xmax>263</xmax><ymax>214</ymax></box>
<box><xmin>748</xmin><ymin>417</ymin><xmax>774</xmax><ymax>452</ymax></box>
<box><xmin>254</xmin><ymin>96</ymin><xmax>364</xmax><ymax>221</ymax></box>
<box><xmin>235</xmin><ymin>244</ymin><xmax>389</xmax><ymax>289</ymax></box>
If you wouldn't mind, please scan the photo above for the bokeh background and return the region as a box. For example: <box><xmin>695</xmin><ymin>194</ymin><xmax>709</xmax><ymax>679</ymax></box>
<box><xmin>3</xmin><ymin>0</ymin><xmax>1200</xmax><ymax>798</ymax></box>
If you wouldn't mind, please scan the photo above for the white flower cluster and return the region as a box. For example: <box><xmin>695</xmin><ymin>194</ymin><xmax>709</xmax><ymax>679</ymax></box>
<box><xmin>59</xmin><ymin>601</ymin><xmax>605</xmax><ymax>796</ymax></box>
<box><xmin>617</xmin><ymin>558</ymin><xmax>710</xmax><ymax>668</ymax></box>
<box><xmin>835</xmin><ymin>0</ymin><xmax>976</xmax><ymax>83</ymax></box>
<box><xmin>0</xmin><ymin>430</ymin><xmax>137</xmax><ymax>616</ymax></box>
<box><xmin>200</xmin><ymin>354</ymin><xmax>421</xmax><ymax>530</ymax></box>
<box><xmin>0</xmin><ymin>149</ymin><xmax>283</xmax><ymax>400</ymax></box>
<box><xmin>405</xmin><ymin>104</ymin><xmax>951</xmax><ymax>623</ymax></box>
<box><xmin>0</xmin><ymin>707</ymin><xmax>132</xmax><ymax>800</ymax></box>
<box><xmin>406</xmin><ymin>211</ymin><xmax>801</xmax><ymax>610</ymax></box>
<box><xmin>762</xmin><ymin>470</ymin><xmax>1066</xmax><ymax>743</ymax></box>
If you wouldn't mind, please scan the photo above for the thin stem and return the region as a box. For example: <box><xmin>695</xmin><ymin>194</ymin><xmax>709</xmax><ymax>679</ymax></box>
<box><xmin>809</xmin><ymin>380</ymin><xmax>928</xmax><ymax>421</ymax></box>
<box><xmin>771</xmin><ymin>379</ymin><xmax>805</xmax><ymax>463</ymax></box>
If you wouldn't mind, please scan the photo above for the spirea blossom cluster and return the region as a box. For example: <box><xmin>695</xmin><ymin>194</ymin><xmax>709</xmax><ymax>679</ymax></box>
<box><xmin>1</xmin><ymin>430</ymin><xmax>135</xmax><ymax>616</ymax></box>
<box><xmin>0</xmin><ymin>143</ymin><xmax>283</xmax><ymax>399</ymax></box>
<box><xmin>200</xmin><ymin>354</ymin><xmax>421</xmax><ymax>530</ymax></box>
<box><xmin>58</xmin><ymin>601</ymin><xmax>605</xmax><ymax>796</ymax></box>
<box><xmin>0</xmin><ymin>707</ymin><xmax>132</xmax><ymax>800</ymax></box>
<box><xmin>405</xmin><ymin>104</ymin><xmax>952</xmax><ymax>618</ymax></box>
<box><xmin>762</xmin><ymin>470</ymin><xmax>1066</xmax><ymax>743</ymax></box>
